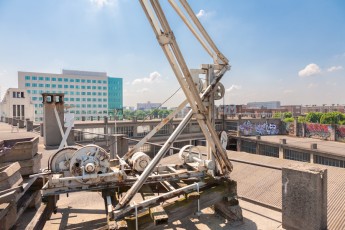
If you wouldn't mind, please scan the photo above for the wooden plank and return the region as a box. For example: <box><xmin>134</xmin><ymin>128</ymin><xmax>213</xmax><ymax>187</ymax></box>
<box><xmin>140</xmin><ymin>184</ymin><xmax>168</xmax><ymax>226</ymax></box>
<box><xmin>0</xmin><ymin>202</ymin><xmax>17</xmax><ymax>230</ymax></box>
<box><xmin>127</xmin><ymin>182</ymin><xmax>229</xmax><ymax>229</ymax></box>
<box><xmin>25</xmin><ymin>196</ymin><xmax>57</xmax><ymax>230</ymax></box>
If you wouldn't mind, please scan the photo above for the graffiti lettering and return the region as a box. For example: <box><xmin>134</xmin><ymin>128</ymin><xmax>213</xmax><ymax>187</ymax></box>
<box><xmin>306</xmin><ymin>123</ymin><xmax>331</xmax><ymax>140</ymax></box>
<box><xmin>239</xmin><ymin>120</ymin><xmax>280</xmax><ymax>136</ymax></box>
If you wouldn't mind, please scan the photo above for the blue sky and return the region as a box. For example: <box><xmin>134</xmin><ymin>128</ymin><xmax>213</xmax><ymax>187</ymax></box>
<box><xmin>0</xmin><ymin>0</ymin><xmax>344</xmax><ymax>107</ymax></box>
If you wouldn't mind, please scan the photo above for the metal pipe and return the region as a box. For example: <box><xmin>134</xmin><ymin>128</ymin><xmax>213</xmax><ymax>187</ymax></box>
<box><xmin>115</xmin><ymin>108</ymin><xmax>193</xmax><ymax>209</ymax></box>
<box><xmin>114</xmin><ymin>182</ymin><xmax>205</xmax><ymax>220</ymax></box>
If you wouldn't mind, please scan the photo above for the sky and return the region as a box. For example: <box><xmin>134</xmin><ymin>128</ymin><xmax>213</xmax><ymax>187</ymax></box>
<box><xmin>0</xmin><ymin>0</ymin><xmax>345</xmax><ymax>107</ymax></box>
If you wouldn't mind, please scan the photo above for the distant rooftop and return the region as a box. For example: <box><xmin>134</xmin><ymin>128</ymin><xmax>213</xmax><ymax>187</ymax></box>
<box><xmin>62</xmin><ymin>69</ymin><xmax>107</xmax><ymax>77</ymax></box>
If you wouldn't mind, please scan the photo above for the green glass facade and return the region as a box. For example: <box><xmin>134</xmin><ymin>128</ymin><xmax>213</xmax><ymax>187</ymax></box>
<box><xmin>108</xmin><ymin>77</ymin><xmax>123</xmax><ymax>115</ymax></box>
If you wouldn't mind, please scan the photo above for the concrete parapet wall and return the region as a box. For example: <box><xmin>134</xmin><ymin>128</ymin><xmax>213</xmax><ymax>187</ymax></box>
<box><xmin>282</xmin><ymin>165</ymin><xmax>327</xmax><ymax>230</ymax></box>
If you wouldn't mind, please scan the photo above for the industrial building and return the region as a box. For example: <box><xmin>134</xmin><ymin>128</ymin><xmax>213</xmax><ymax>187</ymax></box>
<box><xmin>0</xmin><ymin>88</ymin><xmax>34</xmax><ymax>121</ymax></box>
<box><xmin>18</xmin><ymin>69</ymin><xmax>123</xmax><ymax>122</ymax></box>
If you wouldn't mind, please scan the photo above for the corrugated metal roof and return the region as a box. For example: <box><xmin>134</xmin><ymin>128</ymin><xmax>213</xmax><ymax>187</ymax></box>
<box><xmin>228</xmin><ymin>151</ymin><xmax>345</xmax><ymax>230</ymax></box>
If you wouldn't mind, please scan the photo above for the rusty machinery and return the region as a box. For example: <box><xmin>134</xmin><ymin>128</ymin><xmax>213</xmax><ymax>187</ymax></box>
<box><xmin>33</xmin><ymin>0</ymin><xmax>233</xmax><ymax>229</ymax></box>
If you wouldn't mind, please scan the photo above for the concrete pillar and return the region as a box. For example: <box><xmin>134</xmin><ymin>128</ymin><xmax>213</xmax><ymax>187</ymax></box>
<box><xmin>255</xmin><ymin>136</ymin><xmax>261</xmax><ymax>155</ymax></box>
<box><xmin>236</xmin><ymin>138</ymin><xmax>241</xmax><ymax>152</ymax></box>
<box><xmin>18</xmin><ymin>120</ymin><xmax>25</xmax><ymax>128</ymax></box>
<box><xmin>282</xmin><ymin>166</ymin><xmax>327</xmax><ymax>230</ymax></box>
<box><xmin>26</xmin><ymin>120</ymin><xmax>33</xmax><ymax>132</ymax></box>
<box><xmin>109</xmin><ymin>134</ymin><xmax>128</xmax><ymax>158</ymax></box>
<box><xmin>40</xmin><ymin>123</ymin><xmax>44</xmax><ymax>137</ymax></box>
<box><xmin>293</xmin><ymin>117</ymin><xmax>298</xmax><ymax>136</ymax></box>
<box><xmin>330</xmin><ymin>124</ymin><xmax>336</xmax><ymax>141</ymax></box>
<box><xmin>279</xmin><ymin>139</ymin><xmax>286</xmax><ymax>159</ymax></box>
<box><xmin>302</xmin><ymin>123</ymin><xmax>306</xmax><ymax>137</ymax></box>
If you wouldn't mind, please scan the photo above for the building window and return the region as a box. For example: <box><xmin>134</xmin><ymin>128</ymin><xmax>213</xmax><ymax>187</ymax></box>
<box><xmin>103</xmin><ymin>93</ymin><xmax>107</xmax><ymax>96</ymax></box>
<box><xmin>52</xmin><ymin>84</ymin><xmax>56</xmax><ymax>88</ymax></box>
<box><xmin>38</xmin><ymin>76</ymin><xmax>43</xmax><ymax>80</ymax></box>
<box><xmin>81</xmin><ymin>86</ymin><xmax>86</xmax><ymax>89</ymax></box>
<box><xmin>32</xmin><ymin>97</ymin><xmax>38</xmax><ymax>101</ymax></box>
<box><xmin>58</xmin><ymin>78</ymin><xmax>62</xmax><ymax>82</ymax></box>
<box><xmin>70</xmin><ymin>79</ymin><xmax>74</xmax><ymax>82</ymax></box>
<box><xmin>92</xmin><ymin>86</ymin><xmax>96</xmax><ymax>90</ymax></box>
<box><xmin>76</xmin><ymin>85</ymin><xmax>80</xmax><ymax>89</ymax></box>
<box><xmin>76</xmin><ymin>98</ymin><xmax>80</xmax><ymax>102</ymax></box>
<box><xmin>70</xmin><ymin>85</ymin><xmax>74</xmax><ymax>89</ymax></box>
<box><xmin>70</xmin><ymin>91</ymin><xmax>74</xmax><ymax>95</ymax></box>
<box><xmin>45</xmin><ymin>84</ymin><xmax>50</xmax><ymax>87</ymax></box>
<box><xmin>58</xmin><ymin>85</ymin><xmax>62</xmax><ymax>88</ymax></box>
<box><xmin>81</xmin><ymin>79</ymin><xmax>86</xmax><ymax>83</ymax></box>
<box><xmin>64</xmin><ymin>91</ymin><xmax>69</xmax><ymax>95</ymax></box>
<box><xmin>92</xmin><ymin>92</ymin><xmax>96</xmax><ymax>96</ymax></box>
<box><xmin>25</xmin><ymin>76</ymin><xmax>30</xmax><ymax>80</ymax></box>
<box><xmin>87</xmin><ymin>92</ymin><xmax>91</xmax><ymax>95</ymax></box>
<box><xmin>103</xmin><ymin>80</ymin><xmax>107</xmax><ymax>84</ymax></box>
<box><xmin>25</xmin><ymin>83</ymin><xmax>31</xmax><ymax>87</ymax></box>
<box><xmin>103</xmin><ymin>87</ymin><xmax>107</xmax><ymax>90</ymax></box>
<box><xmin>64</xmin><ymin>85</ymin><xmax>68</xmax><ymax>88</ymax></box>
<box><xmin>81</xmin><ymin>92</ymin><xmax>86</xmax><ymax>95</ymax></box>
<box><xmin>32</xmin><ymin>83</ymin><xmax>37</xmax><ymax>87</ymax></box>
<box><xmin>52</xmin><ymin>77</ymin><xmax>56</xmax><ymax>81</ymax></box>
<box><xmin>76</xmin><ymin>79</ymin><xmax>80</xmax><ymax>83</ymax></box>
<box><xmin>87</xmin><ymin>80</ymin><xmax>91</xmax><ymax>83</ymax></box>
<box><xmin>92</xmin><ymin>80</ymin><xmax>96</xmax><ymax>83</ymax></box>
<box><xmin>32</xmin><ymin>76</ymin><xmax>38</xmax><ymax>80</ymax></box>
<box><xmin>87</xmin><ymin>98</ymin><xmax>91</xmax><ymax>102</ymax></box>
<box><xmin>76</xmin><ymin>92</ymin><xmax>80</xmax><ymax>95</ymax></box>
<box><xmin>39</xmin><ymin>83</ymin><xmax>44</xmax><ymax>87</ymax></box>
<box><xmin>92</xmin><ymin>98</ymin><xmax>96</xmax><ymax>102</ymax></box>
<box><xmin>87</xmin><ymin>86</ymin><xmax>91</xmax><ymax>89</ymax></box>
<box><xmin>98</xmin><ymin>80</ymin><xmax>102</xmax><ymax>84</ymax></box>
<box><xmin>45</xmin><ymin>77</ymin><xmax>50</xmax><ymax>81</ymax></box>
<box><xmin>65</xmin><ymin>98</ymin><xmax>69</xmax><ymax>101</ymax></box>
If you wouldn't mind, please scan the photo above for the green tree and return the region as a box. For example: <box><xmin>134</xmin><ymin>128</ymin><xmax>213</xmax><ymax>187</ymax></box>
<box><xmin>273</xmin><ymin>112</ymin><xmax>282</xmax><ymax>118</ymax></box>
<box><xmin>320</xmin><ymin>112</ymin><xmax>345</xmax><ymax>124</ymax></box>
<box><xmin>298</xmin><ymin>116</ymin><xmax>306</xmax><ymax>123</ymax></box>
<box><xmin>283</xmin><ymin>112</ymin><xmax>292</xmax><ymax>119</ymax></box>
<box><xmin>283</xmin><ymin>117</ymin><xmax>294</xmax><ymax>123</ymax></box>
<box><xmin>305</xmin><ymin>112</ymin><xmax>323</xmax><ymax>123</ymax></box>
<box><xmin>134</xmin><ymin>110</ymin><xmax>146</xmax><ymax>120</ymax></box>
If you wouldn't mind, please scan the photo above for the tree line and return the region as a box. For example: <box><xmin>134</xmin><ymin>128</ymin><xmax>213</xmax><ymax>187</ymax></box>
<box><xmin>274</xmin><ymin>111</ymin><xmax>345</xmax><ymax>125</ymax></box>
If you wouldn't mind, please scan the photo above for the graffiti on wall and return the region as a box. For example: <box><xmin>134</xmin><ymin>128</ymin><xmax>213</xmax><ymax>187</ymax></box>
<box><xmin>285</xmin><ymin>122</ymin><xmax>294</xmax><ymax>135</ymax></box>
<box><xmin>305</xmin><ymin>123</ymin><xmax>332</xmax><ymax>140</ymax></box>
<box><xmin>239</xmin><ymin>120</ymin><xmax>280</xmax><ymax>136</ymax></box>
<box><xmin>336</xmin><ymin>125</ymin><xmax>345</xmax><ymax>142</ymax></box>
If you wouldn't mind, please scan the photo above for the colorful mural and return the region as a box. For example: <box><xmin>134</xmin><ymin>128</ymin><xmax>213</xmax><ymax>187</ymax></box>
<box><xmin>239</xmin><ymin>120</ymin><xmax>280</xmax><ymax>136</ymax></box>
<box><xmin>285</xmin><ymin>122</ymin><xmax>294</xmax><ymax>135</ymax></box>
<box><xmin>336</xmin><ymin>125</ymin><xmax>345</xmax><ymax>142</ymax></box>
<box><xmin>305</xmin><ymin>123</ymin><xmax>332</xmax><ymax>140</ymax></box>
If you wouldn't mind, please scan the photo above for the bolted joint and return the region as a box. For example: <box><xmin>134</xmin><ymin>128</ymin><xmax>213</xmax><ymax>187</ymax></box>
<box><xmin>157</xmin><ymin>31</ymin><xmax>175</xmax><ymax>45</ymax></box>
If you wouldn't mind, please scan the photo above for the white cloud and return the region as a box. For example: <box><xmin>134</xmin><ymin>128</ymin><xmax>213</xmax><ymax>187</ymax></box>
<box><xmin>89</xmin><ymin>0</ymin><xmax>117</xmax><ymax>8</ymax></box>
<box><xmin>327</xmin><ymin>66</ymin><xmax>343</xmax><ymax>72</ymax></box>
<box><xmin>136</xmin><ymin>88</ymin><xmax>149</xmax><ymax>93</ymax></box>
<box><xmin>298</xmin><ymin>63</ymin><xmax>321</xmax><ymax>77</ymax></box>
<box><xmin>196</xmin><ymin>9</ymin><xmax>206</xmax><ymax>18</ymax></box>
<box><xmin>132</xmin><ymin>71</ymin><xmax>161</xmax><ymax>85</ymax></box>
<box><xmin>226</xmin><ymin>84</ymin><xmax>242</xmax><ymax>92</ymax></box>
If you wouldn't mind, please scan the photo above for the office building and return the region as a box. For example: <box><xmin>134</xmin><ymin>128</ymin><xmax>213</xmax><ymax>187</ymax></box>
<box><xmin>18</xmin><ymin>69</ymin><xmax>123</xmax><ymax>122</ymax></box>
<box><xmin>247</xmin><ymin>101</ymin><xmax>281</xmax><ymax>109</ymax></box>
<box><xmin>137</xmin><ymin>101</ymin><xmax>161</xmax><ymax>111</ymax></box>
